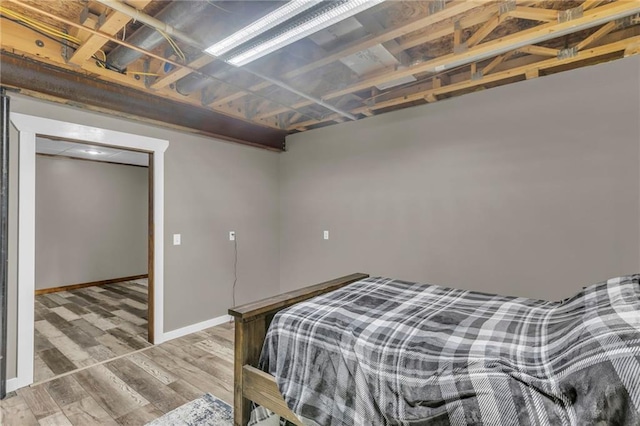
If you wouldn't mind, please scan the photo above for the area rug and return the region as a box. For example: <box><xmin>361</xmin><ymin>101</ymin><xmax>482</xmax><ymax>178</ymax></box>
<box><xmin>146</xmin><ymin>393</ymin><xmax>233</xmax><ymax>425</ymax></box>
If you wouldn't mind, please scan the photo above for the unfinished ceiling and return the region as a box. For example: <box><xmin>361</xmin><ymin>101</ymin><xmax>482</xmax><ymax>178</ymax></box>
<box><xmin>2</xmin><ymin>0</ymin><xmax>640</xmax><ymax>151</ymax></box>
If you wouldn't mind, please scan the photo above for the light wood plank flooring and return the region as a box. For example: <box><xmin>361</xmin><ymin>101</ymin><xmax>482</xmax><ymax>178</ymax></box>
<box><xmin>34</xmin><ymin>280</ymin><xmax>150</xmax><ymax>382</ymax></box>
<box><xmin>1</xmin><ymin>322</ymin><xmax>235</xmax><ymax>425</ymax></box>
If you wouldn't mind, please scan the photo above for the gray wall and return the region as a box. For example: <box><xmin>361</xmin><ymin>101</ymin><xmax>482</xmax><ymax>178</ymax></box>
<box><xmin>280</xmin><ymin>56</ymin><xmax>640</xmax><ymax>300</ymax></box>
<box><xmin>5</xmin><ymin>94</ymin><xmax>281</xmax><ymax>379</ymax></box>
<box><xmin>35</xmin><ymin>156</ymin><xmax>148</xmax><ymax>290</ymax></box>
<box><xmin>5</xmin><ymin>56</ymin><xmax>640</xmax><ymax>381</ymax></box>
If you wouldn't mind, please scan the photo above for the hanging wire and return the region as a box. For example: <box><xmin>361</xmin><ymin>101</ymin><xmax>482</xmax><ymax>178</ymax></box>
<box><xmin>158</xmin><ymin>29</ymin><xmax>186</xmax><ymax>62</ymax></box>
<box><xmin>0</xmin><ymin>6</ymin><xmax>163</xmax><ymax>77</ymax></box>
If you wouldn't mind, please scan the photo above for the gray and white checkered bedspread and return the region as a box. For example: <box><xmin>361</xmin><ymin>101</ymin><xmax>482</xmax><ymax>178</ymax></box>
<box><xmin>258</xmin><ymin>275</ymin><xmax>640</xmax><ymax>425</ymax></box>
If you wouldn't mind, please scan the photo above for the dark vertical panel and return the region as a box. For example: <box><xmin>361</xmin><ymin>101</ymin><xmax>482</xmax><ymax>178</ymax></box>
<box><xmin>0</xmin><ymin>87</ymin><xmax>10</xmax><ymax>399</ymax></box>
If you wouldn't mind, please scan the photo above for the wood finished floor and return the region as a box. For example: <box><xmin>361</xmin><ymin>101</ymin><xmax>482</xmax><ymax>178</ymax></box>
<box><xmin>1</xmin><ymin>322</ymin><xmax>235</xmax><ymax>425</ymax></box>
<box><xmin>33</xmin><ymin>280</ymin><xmax>151</xmax><ymax>383</ymax></box>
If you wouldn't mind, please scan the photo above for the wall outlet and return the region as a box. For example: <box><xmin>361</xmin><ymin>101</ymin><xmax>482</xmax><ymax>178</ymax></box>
<box><xmin>323</xmin><ymin>230</ymin><xmax>329</xmax><ymax>240</ymax></box>
<box><xmin>173</xmin><ymin>234</ymin><xmax>181</xmax><ymax>246</ymax></box>
<box><xmin>229</xmin><ymin>231</ymin><xmax>236</xmax><ymax>241</ymax></box>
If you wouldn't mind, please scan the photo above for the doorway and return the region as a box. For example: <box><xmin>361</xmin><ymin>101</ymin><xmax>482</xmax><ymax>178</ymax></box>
<box><xmin>33</xmin><ymin>138</ymin><xmax>151</xmax><ymax>382</ymax></box>
<box><xmin>7</xmin><ymin>113</ymin><xmax>168</xmax><ymax>391</ymax></box>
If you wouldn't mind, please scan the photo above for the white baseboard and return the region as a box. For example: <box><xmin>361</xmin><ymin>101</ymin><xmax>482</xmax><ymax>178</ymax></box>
<box><xmin>160</xmin><ymin>314</ymin><xmax>232</xmax><ymax>343</ymax></box>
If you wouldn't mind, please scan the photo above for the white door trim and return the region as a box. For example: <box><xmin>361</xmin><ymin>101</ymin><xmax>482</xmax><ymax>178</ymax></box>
<box><xmin>8</xmin><ymin>113</ymin><xmax>168</xmax><ymax>391</ymax></box>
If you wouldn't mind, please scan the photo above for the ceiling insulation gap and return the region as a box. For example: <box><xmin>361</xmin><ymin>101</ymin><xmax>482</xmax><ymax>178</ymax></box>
<box><xmin>309</xmin><ymin>17</ymin><xmax>416</xmax><ymax>90</ymax></box>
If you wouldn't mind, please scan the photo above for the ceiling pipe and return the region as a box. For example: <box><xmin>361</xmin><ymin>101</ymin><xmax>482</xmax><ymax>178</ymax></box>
<box><xmin>106</xmin><ymin>1</ymin><xmax>209</xmax><ymax>71</ymax></box>
<box><xmin>6</xmin><ymin>0</ymin><xmax>322</xmax><ymax>124</ymax></box>
<box><xmin>95</xmin><ymin>0</ymin><xmax>358</xmax><ymax>121</ymax></box>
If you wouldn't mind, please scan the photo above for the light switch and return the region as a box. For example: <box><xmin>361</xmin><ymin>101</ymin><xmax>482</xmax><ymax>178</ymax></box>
<box><xmin>173</xmin><ymin>234</ymin><xmax>181</xmax><ymax>245</ymax></box>
<box><xmin>229</xmin><ymin>231</ymin><xmax>236</xmax><ymax>241</ymax></box>
<box><xmin>323</xmin><ymin>230</ymin><xmax>329</xmax><ymax>240</ymax></box>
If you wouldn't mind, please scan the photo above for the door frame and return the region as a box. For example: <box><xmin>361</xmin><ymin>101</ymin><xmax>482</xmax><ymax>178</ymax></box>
<box><xmin>8</xmin><ymin>113</ymin><xmax>168</xmax><ymax>391</ymax></box>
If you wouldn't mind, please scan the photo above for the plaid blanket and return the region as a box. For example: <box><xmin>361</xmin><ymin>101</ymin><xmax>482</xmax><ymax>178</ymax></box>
<box><xmin>258</xmin><ymin>275</ymin><xmax>640</xmax><ymax>425</ymax></box>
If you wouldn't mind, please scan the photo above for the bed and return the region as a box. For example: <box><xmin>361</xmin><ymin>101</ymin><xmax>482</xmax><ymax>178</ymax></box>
<box><xmin>229</xmin><ymin>273</ymin><xmax>640</xmax><ymax>425</ymax></box>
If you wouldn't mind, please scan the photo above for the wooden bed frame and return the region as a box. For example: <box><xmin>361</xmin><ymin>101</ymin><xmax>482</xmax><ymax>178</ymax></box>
<box><xmin>228</xmin><ymin>273</ymin><xmax>369</xmax><ymax>426</ymax></box>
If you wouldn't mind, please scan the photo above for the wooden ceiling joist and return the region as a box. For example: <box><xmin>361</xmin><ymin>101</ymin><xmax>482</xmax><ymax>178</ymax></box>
<box><xmin>507</xmin><ymin>6</ymin><xmax>560</xmax><ymax>22</ymax></box>
<box><xmin>576</xmin><ymin>20</ymin><xmax>618</xmax><ymax>50</ymax></box>
<box><xmin>1</xmin><ymin>0</ymin><xmax>306</xmax><ymax>130</ymax></box>
<box><xmin>482</xmin><ymin>53</ymin><xmax>512</xmax><ymax>75</ymax></box>
<box><xmin>212</xmin><ymin>0</ymin><xmax>486</xmax><ymax>107</ymax></box>
<box><xmin>257</xmin><ymin>0</ymin><xmax>640</xmax><ymax>122</ymax></box>
<box><xmin>0</xmin><ymin>0</ymin><xmax>296</xmax><ymax>135</ymax></box>
<box><xmin>68</xmin><ymin>0</ymin><xmax>152</xmax><ymax>65</ymax></box>
<box><xmin>151</xmin><ymin>55</ymin><xmax>215</xmax><ymax>89</ymax></box>
<box><xmin>2</xmin><ymin>0</ymin><xmax>640</xmax><ymax>137</ymax></box>
<box><xmin>465</xmin><ymin>14</ymin><xmax>503</xmax><ymax>48</ymax></box>
<box><xmin>583</xmin><ymin>0</ymin><xmax>608</xmax><ymax>11</ymax></box>
<box><xmin>288</xmin><ymin>28</ymin><xmax>640</xmax><ymax>130</ymax></box>
<box><xmin>395</xmin><ymin>3</ymin><xmax>501</xmax><ymax>53</ymax></box>
<box><xmin>0</xmin><ymin>52</ymin><xmax>287</xmax><ymax>149</ymax></box>
<box><xmin>516</xmin><ymin>45</ymin><xmax>560</xmax><ymax>56</ymax></box>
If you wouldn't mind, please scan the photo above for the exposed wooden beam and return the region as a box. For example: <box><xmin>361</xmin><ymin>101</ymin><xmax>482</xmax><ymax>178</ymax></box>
<box><xmin>259</xmin><ymin>0</ymin><xmax>639</xmax><ymax>120</ymax></box>
<box><xmin>506</xmin><ymin>6</ymin><xmax>559</xmax><ymax>22</ymax></box>
<box><xmin>576</xmin><ymin>20</ymin><xmax>618</xmax><ymax>50</ymax></box>
<box><xmin>624</xmin><ymin>41</ymin><xmax>640</xmax><ymax>55</ymax></box>
<box><xmin>268</xmin><ymin>0</ymin><xmax>481</xmax><ymax>81</ymax></box>
<box><xmin>291</xmin><ymin>32</ymin><xmax>640</xmax><ymax>129</ymax></box>
<box><xmin>583</xmin><ymin>0</ymin><xmax>607</xmax><ymax>11</ymax></box>
<box><xmin>371</xmin><ymin>36</ymin><xmax>637</xmax><ymax>109</ymax></box>
<box><xmin>151</xmin><ymin>55</ymin><xmax>215</xmax><ymax>89</ymax></box>
<box><xmin>387</xmin><ymin>1</ymin><xmax>541</xmax><ymax>54</ymax></box>
<box><xmin>453</xmin><ymin>20</ymin><xmax>463</xmax><ymax>49</ymax></box>
<box><xmin>288</xmin><ymin>112</ymin><xmax>303</xmax><ymax>125</ymax></box>
<box><xmin>466</xmin><ymin>14</ymin><xmax>502</xmax><ymax>48</ymax></box>
<box><xmin>8</xmin><ymin>0</ymin><xmax>345</xmax><ymax>126</ymax></box>
<box><xmin>525</xmin><ymin>68</ymin><xmax>539</xmax><ymax>79</ymax></box>
<box><xmin>69</xmin><ymin>13</ymin><xmax>100</xmax><ymax>42</ymax></box>
<box><xmin>0</xmin><ymin>52</ymin><xmax>287</xmax><ymax>150</ymax></box>
<box><xmin>516</xmin><ymin>45</ymin><xmax>560</xmax><ymax>56</ymax></box>
<box><xmin>482</xmin><ymin>53</ymin><xmax>511</xmax><ymax>74</ymax></box>
<box><xmin>395</xmin><ymin>4</ymin><xmax>501</xmax><ymax>52</ymax></box>
<box><xmin>0</xmin><ymin>8</ymin><xmax>283</xmax><ymax>130</ymax></box>
<box><xmin>68</xmin><ymin>0</ymin><xmax>152</xmax><ymax>66</ymax></box>
<box><xmin>432</xmin><ymin>74</ymin><xmax>449</xmax><ymax>89</ymax></box>
<box><xmin>425</xmin><ymin>93</ymin><xmax>438</xmax><ymax>103</ymax></box>
<box><xmin>214</xmin><ymin>0</ymin><xmax>484</xmax><ymax>107</ymax></box>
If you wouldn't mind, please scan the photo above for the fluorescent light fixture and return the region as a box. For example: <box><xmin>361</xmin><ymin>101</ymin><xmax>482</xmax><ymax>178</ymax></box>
<box><xmin>204</xmin><ymin>0</ymin><xmax>322</xmax><ymax>57</ymax></box>
<box><xmin>227</xmin><ymin>0</ymin><xmax>385</xmax><ymax>67</ymax></box>
<box><xmin>84</xmin><ymin>149</ymin><xmax>103</xmax><ymax>155</ymax></box>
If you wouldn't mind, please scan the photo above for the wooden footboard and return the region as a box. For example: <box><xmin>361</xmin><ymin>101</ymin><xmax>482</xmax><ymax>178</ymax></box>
<box><xmin>228</xmin><ymin>273</ymin><xmax>369</xmax><ymax>426</ymax></box>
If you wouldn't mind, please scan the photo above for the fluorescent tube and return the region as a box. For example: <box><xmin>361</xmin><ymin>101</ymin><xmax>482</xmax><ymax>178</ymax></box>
<box><xmin>226</xmin><ymin>0</ymin><xmax>386</xmax><ymax>67</ymax></box>
<box><xmin>204</xmin><ymin>0</ymin><xmax>322</xmax><ymax>57</ymax></box>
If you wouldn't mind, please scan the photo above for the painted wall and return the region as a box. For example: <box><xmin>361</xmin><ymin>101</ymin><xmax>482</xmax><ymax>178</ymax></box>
<box><xmin>5</xmin><ymin>57</ymin><xmax>640</xmax><ymax>382</ymax></box>
<box><xmin>35</xmin><ymin>156</ymin><xmax>148</xmax><ymax>290</ymax></box>
<box><xmin>5</xmin><ymin>94</ymin><xmax>281</xmax><ymax>379</ymax></box>
<box><xmin>280</xmin><ymin>56</ymin><xmax>640</xmax><ymax>300</ymax></box>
